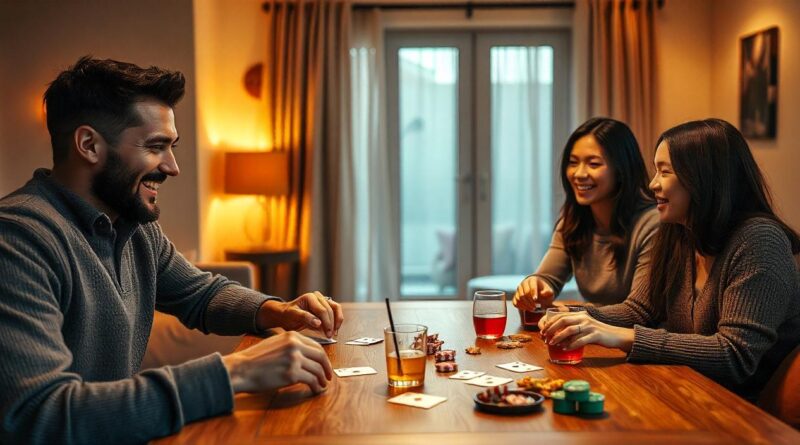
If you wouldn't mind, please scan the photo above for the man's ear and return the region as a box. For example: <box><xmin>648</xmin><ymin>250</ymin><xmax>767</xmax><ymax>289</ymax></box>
<box><xmin>73</xmin><ymin>125</ymin><xmax>107</xmax><ymax>165</ymax></box>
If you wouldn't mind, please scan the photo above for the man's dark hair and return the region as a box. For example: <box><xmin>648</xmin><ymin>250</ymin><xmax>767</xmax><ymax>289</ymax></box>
<box><xmin>43</xmin><ymin>56</ymin><xmax>185</xmax><ymax>164</ymax></box>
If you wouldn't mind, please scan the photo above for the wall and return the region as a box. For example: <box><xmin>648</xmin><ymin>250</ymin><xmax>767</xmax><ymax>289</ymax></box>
<box><xmin>193</xmin><ymin>0</ymin><xmax>272</xmax><ymax>261</ymax></box>
<box><xmin>709</xmin><ymin>0</ymin><xmax>800</xmax><ymax>228</ymax></box>
<box><xmin>653</xmin><ymin>0</ymin><xmax>713</xmax><ymax>136</ymax></box>
<box><xmin>0</xmin><ymin>0</ymin><xmax>199</xmax><ymax>257</ymax></box>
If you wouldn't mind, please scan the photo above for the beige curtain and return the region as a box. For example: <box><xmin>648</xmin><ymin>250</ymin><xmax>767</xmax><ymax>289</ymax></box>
<box><xmin>585</xmin><ymin>0</ymin><xmax>658</xmax><ymax>165</ymax></box>
<box><xmin>262</xmin><ymin>0</ymin><xmax>355</xmax><ymax>298</ymax></box>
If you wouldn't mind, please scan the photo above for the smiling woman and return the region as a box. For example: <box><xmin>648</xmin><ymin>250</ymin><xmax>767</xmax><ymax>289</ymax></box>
<box><xmin>541</xmin><ymin>119</ymin><xmax>800</xmax><ymax>402</ymax></box>
<box><xmin>513</xmin><ymin>117</ymin><xmax>657</xmax><ymax>309</ymax></box>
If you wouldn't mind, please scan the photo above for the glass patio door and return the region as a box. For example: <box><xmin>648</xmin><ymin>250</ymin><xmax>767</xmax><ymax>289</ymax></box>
<box><xmin>386</xmin><ymin>31</ymin><xmax>569</xmax><ymax>299</ymax></box>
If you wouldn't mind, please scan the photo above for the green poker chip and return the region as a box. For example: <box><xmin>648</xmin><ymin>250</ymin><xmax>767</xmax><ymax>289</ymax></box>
<box><xmin>563</xmin><ymin>380</ymin><xmax>590</xmax><ymax>402</ymax></box>
<box><xmin>550</xmin><ymin>390</ymin><xmax>577</xmax><ymax>414</ymax></box>
<box><xmin>577</xmin><ymin>392</ymin><xmax>605</xmax><ymax>415</ymax></box>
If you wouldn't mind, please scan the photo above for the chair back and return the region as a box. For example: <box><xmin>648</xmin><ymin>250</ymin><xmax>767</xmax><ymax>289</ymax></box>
<box><xmin>759</xmin><ymin>344</ymin><xmax>800</xmax><ymax>429</ymax></box>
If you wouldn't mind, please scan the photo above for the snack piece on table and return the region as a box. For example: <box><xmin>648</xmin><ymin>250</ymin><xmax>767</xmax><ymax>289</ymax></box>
<box><xmin>434</xmin><ymin>349</ymin><xmax>456</xmax><ymax>362</ymax></box>
<box><xmin>434</xmin><ymin>361</ymin><xmax>458</xmax><ymax>373</ymax></box>
<box><xmin>496</xmin><ymin>340</ymin><xmax>523</xmax><ymax>349</ymax></box>
<box><xmin>515</xmin><ymin>376</ymin><xmax>565</xmax><ymax>398</ymax></box>
<box><xmin>465</xmin><ymin>345</ymin><xmax>482</xmax><ymax>355</ymax></box>
<box><xmin>508</xmin><ymin>333</ymin><xmax>532</xmax><ymax>343</ymax></box>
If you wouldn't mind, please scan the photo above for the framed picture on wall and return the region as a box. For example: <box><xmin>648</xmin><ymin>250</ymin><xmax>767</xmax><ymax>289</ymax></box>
<box><xmin>740</xmin><ymin>26</ymin><xmax>779</xmax><ymax>139</ymax></box>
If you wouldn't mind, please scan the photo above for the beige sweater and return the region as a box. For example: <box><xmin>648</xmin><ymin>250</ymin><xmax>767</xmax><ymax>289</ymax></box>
<box><xmin>533</xmin><ymin>207</ymin><xmax>659</xmax><ymax>305</ymax></box>
<box><xmin>587</xmin><ymin>217</ymin><xmax>800</xmax><ymax>399</ymax></box>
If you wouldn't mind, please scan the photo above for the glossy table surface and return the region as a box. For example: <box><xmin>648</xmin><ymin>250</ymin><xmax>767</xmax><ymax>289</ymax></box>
<box><xmin>152</xmin><ymin>301</ymin><xmax>800</xmax><ymax>445</ymax></box>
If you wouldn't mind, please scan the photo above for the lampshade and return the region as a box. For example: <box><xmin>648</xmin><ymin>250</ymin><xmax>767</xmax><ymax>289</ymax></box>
<box><xmin>224</xmin><ymin>151</ymin><xmax>289</xmax><ymax>196</ymax></box>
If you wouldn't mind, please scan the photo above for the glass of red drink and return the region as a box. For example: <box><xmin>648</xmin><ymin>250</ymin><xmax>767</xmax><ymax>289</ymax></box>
<box><xmin>545</xmin><ymin>307</ymin><xmax>584</xmax><ymax>364</ymax></box>
<box><xmin>473</xmin><ymin>290</ymin><xmax>507</xmax><ymax>339</ymax></box>
<box><xmin>520</xmin><ymin>306</ymin><xmax>545</xmax><ymax>331</ymax></box>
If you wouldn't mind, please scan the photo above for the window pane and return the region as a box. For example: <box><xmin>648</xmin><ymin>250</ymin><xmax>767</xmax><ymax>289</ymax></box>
<box><xmin>490</xmin><ymin>46</ymin><xmax>554</xmax><ymax>274</ymax></box>
<box><xmin>399</xmin><ymin>48</ymin><xmax>459</xmax><ymax>297</ymax></box>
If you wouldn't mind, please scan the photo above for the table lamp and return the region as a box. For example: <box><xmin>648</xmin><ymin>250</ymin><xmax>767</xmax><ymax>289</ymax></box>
<box><xmin>224</xmin><ymin>151</ymin><xmax>290</xmax><ymax>246</ymax></box>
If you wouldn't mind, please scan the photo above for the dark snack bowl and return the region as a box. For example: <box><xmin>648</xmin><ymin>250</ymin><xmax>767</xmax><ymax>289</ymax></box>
<box><xmin>473</xmin><ymin>390</ymin><xmax>545</xmax><ymax>415</ymax></box>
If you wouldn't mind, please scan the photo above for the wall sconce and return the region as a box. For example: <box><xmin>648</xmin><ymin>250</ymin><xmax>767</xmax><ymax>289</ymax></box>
<box><xmin>224</xmin><ymin>151</ymin><xmax>290</xmax><ymax>246</ymax></box>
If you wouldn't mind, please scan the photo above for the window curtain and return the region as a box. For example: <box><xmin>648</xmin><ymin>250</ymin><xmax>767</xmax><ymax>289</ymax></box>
<box><xmin>350</xmin><ymin>9</ymin><xmax>400</xmax><ymax>301</ymax></box>
<box><xmin>581</xmin><ymin>0</ymin><xmax>658</xmax><ymax>163</ymax></box>
<box><xmin>261</xmin><ymin>0</ymin><xmax>356</xmax><ymax>298</ymax></box>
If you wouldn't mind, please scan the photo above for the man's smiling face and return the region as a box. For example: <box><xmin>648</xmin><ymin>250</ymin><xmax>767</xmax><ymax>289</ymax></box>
<box><xmin>91</xmin><ymin>99</ymin><xmax>180</xmax><ymax>223</ymax></box>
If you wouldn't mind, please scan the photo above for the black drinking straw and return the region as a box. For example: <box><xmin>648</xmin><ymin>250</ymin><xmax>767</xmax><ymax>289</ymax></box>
<box><xmin>384</xmin><ymin>297</ymin><xmax>404</xmax><ymax>376</ymax></box>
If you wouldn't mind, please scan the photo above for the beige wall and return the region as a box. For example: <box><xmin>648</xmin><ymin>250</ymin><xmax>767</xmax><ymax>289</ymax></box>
<box><xmin>709</xmin><ymin>0</ymin><xmax>800</xmax><ymax>228</ymax></box>
<box><xmin>654</xmin><ymin>0</ymin><xmax>713</xmax><ymax>137</ymax></box>
<box><xmin>0</xmin><ymin>0</ymin><xmax>200</xmax><ymax>257</ymax></box>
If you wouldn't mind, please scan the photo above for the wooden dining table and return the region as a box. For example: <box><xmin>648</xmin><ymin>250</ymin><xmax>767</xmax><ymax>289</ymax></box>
<box><xmin>152</xmin><ymin>301</ymin><xmax>799</xmax><ymax>445</ymax></box>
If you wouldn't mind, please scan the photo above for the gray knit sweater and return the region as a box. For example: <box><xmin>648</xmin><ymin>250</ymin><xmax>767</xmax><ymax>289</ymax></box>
<box><xmin>0</xmin><ymin>169</ymin><xmax>275</xmax><ymax>444</ymax></box>
<box><xmin>533</xmin><ymin>207</ymin><xmax>659</xmax><ymax>305</ymax></box>
<box><xmin>586</xmin><ymin>217</ymin><xmax>800</xmax><ymax>399</ymax></box>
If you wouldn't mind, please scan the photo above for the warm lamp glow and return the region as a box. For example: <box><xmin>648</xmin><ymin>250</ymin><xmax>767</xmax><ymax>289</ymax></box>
<box><xmin>224</xmin><ymin>151</ymin><xmax>289</xmax><ymax>196</ymax></box>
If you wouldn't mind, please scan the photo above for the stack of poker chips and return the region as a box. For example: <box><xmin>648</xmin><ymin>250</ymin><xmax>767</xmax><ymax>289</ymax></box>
<box><xmin>426</xmin><ymin>333</ymin><xmax>445</xmax><ymax>355</ymax></box>
<box><xmin>434</xmin><ymin>349</ymin><xmax>458</xmax><ymax>372</ymax></box>
<box><xmin>551</xmin><ymin>380</ymin><xmax>605</xmax><ymax>415</ymax></box>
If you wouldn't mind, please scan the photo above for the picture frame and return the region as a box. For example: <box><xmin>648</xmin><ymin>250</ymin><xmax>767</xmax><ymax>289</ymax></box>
<box><xmin>740</xmin><ymin>27</ymin><xmax>779</xmax><ymax>139</ymax></box>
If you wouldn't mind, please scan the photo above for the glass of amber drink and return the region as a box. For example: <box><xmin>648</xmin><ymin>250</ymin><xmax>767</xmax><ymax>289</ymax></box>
<box><xmin>384</xmin><ymin>324</ymin><xmax>428</xmax><ymax>387</ymax></box>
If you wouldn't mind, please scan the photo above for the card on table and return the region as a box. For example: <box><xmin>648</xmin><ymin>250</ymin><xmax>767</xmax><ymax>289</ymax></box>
<box><xmin>449</xmin><ymin>370</ymin><xmax>486</xmax><ymax>380</ymax></box>
<box><xmin>387</xmin><ymin>392</ymin><xmax>447</xmax><ymax>409</ymax></box>
<box><xmin>464</xmin><ymin>375</ymin><xmax>514</xmax><ymax>387</ymax></box>
<box><xmin>334</xmin><ymin>366</ymin><xmax>378</xmax><ymax>377</ymax></box>
<box><xmin>300</xmin><ymin>330</ymin><xmax>337</xmax><ymax>345</ymax></box>
<box><xmin>345</xmin><ymin>337</ymin><xmax>383</xmax><ymax>346</ymax></box>
<box><xmin>495</xmin><ymin>361</ymin><xmax>543</xmax><ymax>373</ymax></box>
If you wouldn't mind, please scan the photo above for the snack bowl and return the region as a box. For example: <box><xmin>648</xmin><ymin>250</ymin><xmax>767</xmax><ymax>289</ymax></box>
<box><xmin>473</xmin><ymin>388</ymin><xmax>545</xmax><ymax>415</ymax></box>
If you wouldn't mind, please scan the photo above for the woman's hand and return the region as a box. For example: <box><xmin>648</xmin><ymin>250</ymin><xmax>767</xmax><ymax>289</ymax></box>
<box><xmin>539</xmin><ymin>310</ymin><xmax>634</xmax><ymax>352</ymax></box>
<box><xmin>512</xmin><ymin>276</ymin><xmax>555</xmax><ymax>310</ymax></box>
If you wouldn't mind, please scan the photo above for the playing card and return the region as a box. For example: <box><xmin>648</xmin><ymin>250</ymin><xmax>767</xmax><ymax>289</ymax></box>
<box><xmin>345</xmin><ymin>337</ymin><xmax>383</xmax><ymax>345</ymax></box>
<box><xmin>464</xmin><ymin>375</ymin><xmax>513</xmax><ymax>387</ymax></box>
<box><xmin>495</xmin><ymin>361</ymin><xmax>543</xmax><ymax>373</ymax></box>
<box><xmin>449</xmin><ymin>370</ymin><xmax>486</xmax><ymax>380</ymax></box>
<box><xmin>300</xmin><ymin>330</ymin><xmax>337</xmax><ymax>345</ymax></box>
<box><xmin>334</xmin><ymin>366</ymin><xmax>377</xmax><ymax>377</ymax></box>
<box><xmin>387</xmin><ymin>392</ymin><xmax>447</xmax><ymax>409</ymax></box>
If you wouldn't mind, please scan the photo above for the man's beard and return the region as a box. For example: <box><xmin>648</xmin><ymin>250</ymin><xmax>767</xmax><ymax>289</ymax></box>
<box><xmin>91</xmin><ymin>149</ymin><xmax>165</xmax><ymax>223</ymax></box>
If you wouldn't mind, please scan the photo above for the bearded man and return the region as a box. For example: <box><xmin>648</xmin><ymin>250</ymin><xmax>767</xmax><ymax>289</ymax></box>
<box><xmin>0</xmin><ymin>56</ymin><xmax>342</xmax><ymax>444</ymax></box>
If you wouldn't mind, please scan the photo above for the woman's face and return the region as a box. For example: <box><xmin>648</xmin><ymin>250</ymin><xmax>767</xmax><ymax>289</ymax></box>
<box><xmin>566</xmin><ymin>135</ymin><xmax>616</xmax><ymax>208</ymax></box>
<box><xmin>649</xmin><ymin>141</ymin><xmax>691</xmax><ymax>224</ymax></box>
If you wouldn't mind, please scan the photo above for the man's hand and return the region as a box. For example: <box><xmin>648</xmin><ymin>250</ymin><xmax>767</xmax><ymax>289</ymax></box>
<box><xmin>512</xmin><ymin>276</ymin><xmax>555</xmax><ymax>311</ymax></box>
<box><xmin>257</xmin><ymin>291</ymin><xmax>344</xmax><ymax>338</ymax></box>
<box><xmin>222</xmin><ymin>331</ymin><xmax>333</xmax><ymax>394</ymax></box>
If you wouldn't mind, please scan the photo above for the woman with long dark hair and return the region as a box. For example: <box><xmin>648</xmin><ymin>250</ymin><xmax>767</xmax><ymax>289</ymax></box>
<box><xmin>513</xmin><ymin>117</ymin><xmax>657</xmax><ymax>309</ymax></box>
<box><xmin>540</xmin><ymin>119</ymin><xmax>800</xmax><ymax>399</ymax></box>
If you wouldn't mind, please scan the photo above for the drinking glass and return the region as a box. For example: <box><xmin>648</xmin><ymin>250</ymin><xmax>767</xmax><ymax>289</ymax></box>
<box><xmin>545</xmin><ymin>307</ymin><xmax>584</xmax><ymax>364</ymax></box>
<box><xmin>472</xmin><ymin>290</ymin><xmax>507</xmax><ymax>339</ymax></box>
<box><xmin>384</xmin><ymin>324</ymin><xmax>427</xmax><ymax>387</ymax></box>
<box><xmin>520</xmin><ymin>304</ymin><xmax>545</xmax><ymax>331</ymax></box>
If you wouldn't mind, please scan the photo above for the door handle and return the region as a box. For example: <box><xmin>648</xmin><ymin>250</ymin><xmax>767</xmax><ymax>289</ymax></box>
<box><xmin>478</xmin><ymin>172</ymin><xmax>489</xmax><ymax>201</ymax></box>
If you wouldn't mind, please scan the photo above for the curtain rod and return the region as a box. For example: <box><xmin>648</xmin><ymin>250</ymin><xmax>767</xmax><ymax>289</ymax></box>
<box><xmin>261</xmin><ymin>1</ymin><xmax>665</xmax><ymax>15</ymax></box>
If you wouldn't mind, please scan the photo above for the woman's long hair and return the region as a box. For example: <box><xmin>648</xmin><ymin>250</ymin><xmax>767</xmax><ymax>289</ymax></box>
<box><xmin>559</xmin><ymin>117</ymin><xmax>654</xmax><ymax>266</ymax></box>
<box><xmin>648</xmin><ymin>119</ymin><xmax>800</xmax><ymax>313</ymax></box>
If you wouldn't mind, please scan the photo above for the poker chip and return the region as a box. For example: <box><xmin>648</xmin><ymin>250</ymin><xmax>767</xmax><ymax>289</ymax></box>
<box><xmin>434</xmin><ymin>361</ymin><xmax>458</xmax><ymax>373</ymax></box>
<box><xmin>563</xmin><ymin>380</ymin><xmax>591</xmax><ymax>402</ymax></box>
<box><xmin>435</xmin><ymin>349</ymin><xmax>456</xmax><ymax>362</ymax></box>
<box><xmin>550</xmin><ymin>390</ymin><xmax>577</xmax><ymax>414</ymax></box>
<box><xmin>426</xmin><ymin>340</ymin><xmax>445</xmax><ymax>355</ymax></box>
<box><xmin>577</xmin><ymin>392</ymin><xmax>605</xmax><ymax>415</ymax></box>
